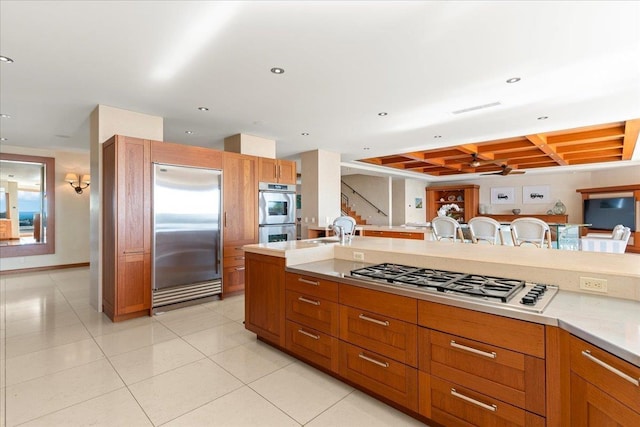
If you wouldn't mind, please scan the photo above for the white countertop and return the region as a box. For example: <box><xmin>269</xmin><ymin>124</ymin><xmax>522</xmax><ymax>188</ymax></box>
<box><xmin>244</xmin><ymin>236</ymin><xmax>640</xmax><ymax>367</ymax></box>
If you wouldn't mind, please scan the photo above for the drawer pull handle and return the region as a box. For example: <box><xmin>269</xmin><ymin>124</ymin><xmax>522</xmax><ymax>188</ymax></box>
<box><xmin>297</xmin><ymin>329</ymin><xmax>320</xmax><ymax>340</ymax></box>
<box><xmin>298</xmin><ymin>278</ymin><xmax>319</xmax><ymax>286</ymax></box>
<box><xmin>450</xmin><ymin>340</ymin><xmax>497</xmax><ymax>359</ymax></box>
<box><xmin>582</xmin><ymin>350</ymin><xmax>640</xmax><ymax>386</ymax></box>
<box><xmin>234</xmin><ymin>257</ymin><xmax>245</xmax><ymax>260</ymax></box>
<box><xmin>451</xmin><ymin>388</ymin><xmax>497</xmax><ymax>412</ymax></box>
<box><xmin>298</xmin><ymin>296</ymin><xmax>320</xmax><ymax>306</ymax></box>
<box><xmin>358</xmin><ymin>353</ymin><xmax>389</xmax><ymax>368</ymax></box>
<box><xmin>234</xmin><ymin>267</ymin><xmax>245</xmax><ymax>271</ymax></box>
<box><xmin>358</xmin><ymin>314</ymin><xmax>389</xmax><ymax>327</ymax></box>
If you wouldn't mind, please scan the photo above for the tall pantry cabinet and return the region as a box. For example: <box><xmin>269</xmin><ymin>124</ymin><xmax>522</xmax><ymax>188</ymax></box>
<box><xmin>222</xmin><ymin>152</ymin><xmax>258</xmax><ymax>296</ymax></box>
<box><xmin>102</xmin><ymin>135</ymin><xmax>152</xmax><ymax>322</ymax></box>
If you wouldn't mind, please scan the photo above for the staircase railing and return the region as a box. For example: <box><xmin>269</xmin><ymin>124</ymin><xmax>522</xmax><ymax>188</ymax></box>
<box><xmin>341</xmin><ymin>193</ymin><xmax>349</xmax><ymax>215</ymax></box>
<box><xmin>341</xmin><ymin>180</ymin><xmax>388</xmax><ymax>217</ymax></box>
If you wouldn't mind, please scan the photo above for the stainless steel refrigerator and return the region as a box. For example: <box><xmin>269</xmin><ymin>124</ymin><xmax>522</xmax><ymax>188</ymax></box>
<box><xmin>152</xmin><ymin>163</ymin><xmax>222</xmax><ymax>309</ymax></box>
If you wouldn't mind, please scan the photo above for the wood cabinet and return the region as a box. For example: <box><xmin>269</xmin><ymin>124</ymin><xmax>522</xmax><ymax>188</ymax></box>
<box><xmin>569</xmin><ymin>334</ymin><xmax>640</xmax><ymax>426</ymax></box>
<box><xmin>0</xmin><ymin>219</ymin><xmax>14</xmax><ymax>240</ymax></box>
<box><xmin>102</xmin><ymin>135</ymin><xmax>151</xmax><ymax>322</ymax></box>
<box><xmin>285</xmin><ymin>272</ymin><xmax>340</xmax><ymax>372</ymax></box>
<box><xmin>222</xmin><ymin>152</ymin><xmax>258</xmax><ymax>296</ymax></box>
<box><xmin>258</xmin><ymin>157</ymin><xmax>296</xmax><ymax>184</ymax></box>
<box><xmin>339</xmin><ymin>285</ymin><xmax>419</xmax><ymax>410</ymax></box>
<box><xmin>361</xmin><ymin>229</ymin><xmax>425</xmax><ymax>240</ymax></box>
<box><xmin>418</xmin><ymin>301</ymin><xmax>546</xmax><ymax>426</ymax></box>
<box><xmin>244</xmin><ymin>253</ymin><xmax>286</xmax><ymax>346</ymax></box>
<box><xmin>426</xmin><ymin>184</ymin><xmax>479</xmax><ymax>223</ymax></box>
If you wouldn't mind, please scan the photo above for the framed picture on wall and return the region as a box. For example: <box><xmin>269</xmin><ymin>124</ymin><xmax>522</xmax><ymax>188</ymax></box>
<box><xmin>415</xmin><ymin>197</ymin><xmax>423</xmax><ymax>209</ymax></box>
<box><xmin>490</xmin><ymin>187</ymin><xmax>514</xmax><ymax>204</ymax></box>
<box><xmin>523</xmin><ymin>185</ymin><xmax>550</xmax><ymax>204</ymax></box>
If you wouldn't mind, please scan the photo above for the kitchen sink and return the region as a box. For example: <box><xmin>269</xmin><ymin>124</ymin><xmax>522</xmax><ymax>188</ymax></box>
<box><xmin>306</xmin><ymin>238</ymin><xmax>340</xmax><ymax>244</ymax></box>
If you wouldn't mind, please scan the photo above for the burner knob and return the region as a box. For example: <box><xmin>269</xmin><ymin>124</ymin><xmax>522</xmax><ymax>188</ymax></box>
<box><xmin>530</xmin><ymin>288</ymin><xmax>544</xmax><ymax>296</ymax></box>
<box><xmin>521</xmin><ymin>295</ymin><xmax>537</xmax><ymax>305</ymax></box>
<box><xmin>534</xmin><ymin>284</ymin><xmax>547</xmax><ymax>292</ymax></box>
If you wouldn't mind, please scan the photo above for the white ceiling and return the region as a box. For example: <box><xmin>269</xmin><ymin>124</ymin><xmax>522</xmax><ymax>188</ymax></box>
<box><xmin>1</xmin><ymin>1</ymin><xmax>639</xmax><ymax>180</ymax></box>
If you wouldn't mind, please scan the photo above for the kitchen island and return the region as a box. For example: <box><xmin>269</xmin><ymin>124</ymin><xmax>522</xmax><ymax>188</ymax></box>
<box><xmin>243</xmin><ymin>237</ymin><xmax>640</xmax><ymax>426</ymax></box>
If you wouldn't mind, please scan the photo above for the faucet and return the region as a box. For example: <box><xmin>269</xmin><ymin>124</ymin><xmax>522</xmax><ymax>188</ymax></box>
<box><xmin>333</xmin><ymin>225</ymin><xmax>350</xmax><ymax>244</ymax></box>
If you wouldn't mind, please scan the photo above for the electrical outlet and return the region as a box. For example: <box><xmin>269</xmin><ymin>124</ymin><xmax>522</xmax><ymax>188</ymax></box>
<box><xmin>580</xmin><ymin>277</ymin><xmax>608</xmax><ymax>293</ymax></box>
<box><xmin>353</xmin><ymin>252</ymin><xmax>365</xmax><ymax>261</ymax></box>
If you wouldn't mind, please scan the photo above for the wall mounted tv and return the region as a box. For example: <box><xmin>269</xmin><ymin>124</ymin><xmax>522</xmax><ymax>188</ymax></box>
<box><xmin>583</xmin><ymin>197</ymin><xmax>636</xmax><ymax>231</ymax></box>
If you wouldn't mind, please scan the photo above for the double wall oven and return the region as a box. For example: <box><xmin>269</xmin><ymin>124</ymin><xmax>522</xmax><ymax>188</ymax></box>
<box><xmin>258</xmin><ymin>182</ymin><xmax>296</xmax><ymax>243</ymax></box>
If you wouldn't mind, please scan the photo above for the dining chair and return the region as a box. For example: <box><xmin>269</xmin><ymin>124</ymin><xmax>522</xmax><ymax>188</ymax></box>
<box><xmin>468</xmin><ymin>217</ymin><xmax>503</xmax><ymax>245</ymax></box>
<box><xmin>431</xmin><ymin>216</ymin><xmax>465</xmax><ymax>242</ymax></box>
<box><xmin>581</xmin><ymin>226</ymin><xmax>631</xmax><ymax>253</ymax></box>
<box><xmin>510</xmin><ymin>217</ymin><xmax>552</xmax><ymax>248</ymax></box>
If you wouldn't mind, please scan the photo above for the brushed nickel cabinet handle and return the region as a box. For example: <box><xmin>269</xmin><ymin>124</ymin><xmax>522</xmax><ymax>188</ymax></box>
<box><xmin>450</xmin><ymin>340</ymin><xmax>497</xmax><ymax>359</ymax></box>
<box><xmin>582</xmin><ymin>350</ymin><xmax>639</xmax><ymax>386</ymax></box>
<box><xmin>298</xmin><ymin>296</ymin><xmax>320</xmax><ymax>306</ymax></box>
<box><xmin>358</xmin><ymin>353</ymin><xmax>389</xmax><ymax>368</ymax></box>
<box><xmin>358</xmin><ymin>314</ymin><xmax>389</xmax><ymax>327</ymax></box>
<box><xmin>297</xmin><ymin>329</ymin><xmax>320</xmax><ymax>340</ymax></box>
<box><xmin>234</xmin><ymin>257</ymin><xmax>245</xmax><ymax>260</ymax></box>
<box><xmin>298</xmin><ymin>277</ymin><xmax>319</xmax><ymax>286</ymax></box>
<box><xmin>224</xmin><ymin>212</ymin><xmax>227</xmax><ymax>227</ymax></box>
<box><xmin>234</xmin><ymin>267</ymin><xmax>245</xmax><ymax>271</ymax></box>
<box><xmin>451</xmin><ymin>388</ymin><xmax>497</xmax><ymax>412</ymax></box>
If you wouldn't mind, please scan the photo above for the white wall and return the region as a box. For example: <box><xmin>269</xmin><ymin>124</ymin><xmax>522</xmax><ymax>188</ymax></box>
<box><xmin>392</xmin><ymin>178</ymin><xmax>427</xmax><ymax>225</ymax></box>
<box><xmin>342</xmin><ymin>174</ymin><xmax>391</xmax><ymax>226</ymax></box>
<box><xmin>0</xmin><ymin>145</ymin><xmax>90</xmax><ymax>271</ymax></box>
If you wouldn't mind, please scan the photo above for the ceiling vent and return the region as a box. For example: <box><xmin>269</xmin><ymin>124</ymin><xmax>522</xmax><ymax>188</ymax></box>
<box><xmin>452</xmin><ymin>101</ymin><xmax>501</xmax><ymax>115</ymax></box>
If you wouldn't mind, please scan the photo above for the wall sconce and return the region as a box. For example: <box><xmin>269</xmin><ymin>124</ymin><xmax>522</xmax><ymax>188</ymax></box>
<box><xmin>65</xmin><ymin>173</ymin><xmax>90</xmax><ymax>194</ymax></box>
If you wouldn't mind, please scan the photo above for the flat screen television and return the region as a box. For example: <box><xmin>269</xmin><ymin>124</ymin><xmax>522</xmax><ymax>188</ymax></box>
<box><xmin>583</xmin><ymin>197</ymin><xmax>636</xmax><ymax>231</ymax></box>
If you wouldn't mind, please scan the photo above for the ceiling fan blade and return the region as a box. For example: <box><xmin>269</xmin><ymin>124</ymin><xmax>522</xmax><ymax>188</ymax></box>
<box><xmin>470</xmin><ymin>153</ymin><xmax>510</xmax><ymax>167</ymax></box>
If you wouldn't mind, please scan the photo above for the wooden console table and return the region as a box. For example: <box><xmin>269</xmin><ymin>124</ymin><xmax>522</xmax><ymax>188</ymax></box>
<box><xmin>478</xmin><ymin>214</ymin><xmax>569</xmax><ymax>223</ymax></box>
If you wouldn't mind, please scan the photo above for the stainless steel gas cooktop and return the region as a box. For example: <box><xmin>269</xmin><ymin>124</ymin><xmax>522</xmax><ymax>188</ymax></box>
<box><xmin>350</xmin><ymin>263</ymin><xmax>558</xmax><ymax>313</ymax></box>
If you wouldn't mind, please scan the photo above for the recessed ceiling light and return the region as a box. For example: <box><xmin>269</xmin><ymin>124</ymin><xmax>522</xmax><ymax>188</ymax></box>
<box><xmin>0</xmin><ymin>137</ymin><xmax>7</xmax><ymax>141</ymax></box>
<box><xmin>0</xmin><ymin>114</ymin><xmax>10</xmax><ymax>118</ymax></box>
<box><xmin>185</xmin><ymin>130</ymin><xmax>194</xmax><ymax>135</ymax></box>
<box><xmin>197</xmin><ymin>107</ymin><xmax>209</xmax><ymax>111</ymax></box>
<box><xmin>270</xmin><ymin>67</ymin><xmax>285</xmax><ymax>74</ymax></box>
<box><xmin>0</xmin><ymin>56</ymin><xmax>14</xmax><ymax>63</ymax></box>
<box><xmin>537</xmin><ymin>116</ymin><xmax>549</xmax><ymax>120</ymax></box>
<box><xmin>363</xmin><ymin>147</ymin><xmax>370</xmax><ymax>150</ymax></box>
<box><xmin>378</xmin><ymin>112</ymin><xmax>388</xmax><ymax>116</ymax></box>
<box><xmin>506</xmin><ymin>77</ymin><xmax>521</xmax><ymax>83</ymax></box>
<box><xmin>301</xmin><ymin>132</ymin><xmax>309</xmax><ymax>136</ymax></box>
<box><xmin>434</xmin><ymin>135</ymin><xmax>442</xmax><ymax>139</ymax></box>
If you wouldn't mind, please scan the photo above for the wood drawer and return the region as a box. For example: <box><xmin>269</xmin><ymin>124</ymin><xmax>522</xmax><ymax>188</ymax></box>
<box><xmin>223</xmin><ymin>265</ymin><xmax>245</xmax><ymax>295</ymax></box>
<box><xmin>285</xmin><ymin>320</ymin><xmax>338</xmax><ymax>373</ymax></box>
<box><xmin>339</xmin><ymin>284</ymin><xmax>417</xmax><ymax>323</ymax></box>
<box><xmin>285</xmin><ymin>290</ymin><xmax>338</xmax><ymax>336</ymax></box>
<box><xmin>570</xmin><ymin>334</ymin><xmax>640</xmax><ymax>413</ymax></box>
<box><xmin>286</xmin><ymin>272</ymin><xmax>339</xmax><ymax>301</ymax></box>
<box><xmin>418</xmin><ymin>300</ymin><xmax>545</xmax><ymax>358</ymax></box>
<box><xmin>339</xmin><ymin>305</ymin><xmax>417</xmax><ymax>367</ymax></box>
<box><xmin>363</xmin><ymin>230</ymin><xmax>424</xmax><ymax>240</ymax></box>
<box><xmin>420</xmin><ymin>329</ymin><xmax>545</xmax><ymax>416</ymax></box>
<box><xmin>224</xmin><ymin>254</ymin><xmax>246</xmax><ymax>268</ymax></box>
<box><xmin>339</xmin><ymin>341</ymin><xmax>418</xmax><ymax>412</ymax></box>
<box><xmin>430</xmin><ymin>376</ymin><xmax>545</xmax><ymax>427</ymax></box>
<box><xmin>224</xmin><ymin>245</ymin><xmax>246</xmax><ymax>258</ymax></box>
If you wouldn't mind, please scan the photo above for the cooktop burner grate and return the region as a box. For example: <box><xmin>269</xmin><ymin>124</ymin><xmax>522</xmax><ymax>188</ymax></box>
<box><xmin>442</xmin><ymin>275</ymin><xmax>525</xmax><ymax>302</ymax></box>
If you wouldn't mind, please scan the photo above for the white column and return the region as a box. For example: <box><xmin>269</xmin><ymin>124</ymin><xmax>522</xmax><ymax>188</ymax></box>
<box><xmin>89</xmin><ymin>105</ymin><xmax>163</xmax><ymax>311</ymax></box>
<box><xmin>300</xmin><ymin>149</ymin><xmax>341</xmax><ymax>238</ymax></box>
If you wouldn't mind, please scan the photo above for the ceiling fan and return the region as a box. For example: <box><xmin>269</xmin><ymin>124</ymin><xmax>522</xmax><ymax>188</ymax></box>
<box><xmin>481</xmin><ymin>164</ymin><xmax>526</xmax><ymax>176</ymax></box>
<box><xmin>469</xmin><ymin>153</ymin><xmax>509</xmax><ymax>168</ymax></box>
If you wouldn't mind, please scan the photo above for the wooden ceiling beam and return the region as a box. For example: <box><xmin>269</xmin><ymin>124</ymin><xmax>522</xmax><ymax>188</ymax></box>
<box><xmin>526</xmin><ymin>134</ymin><xmax>568</xmax><ymax>166</ymax></box>
<box><xmin>477</xmin><ymin>140</ymin><xmax>532</xmax><ymax>152</ymax></box>
<box><xmin>380</xmin><ymin>156</ymin><xmax>412</xmax><ymax>165</ymax></box>
<box><xmin>568</xmin><ymin>157</ymin><xmax>620</xmax><ymax>165</ymax></box>
<box><xmin>563</xmin><ymin>149</ymin><xmax>622</xmax><ymax>161</ymax></box>
<box><xmin>622</xmin><ymin>119</ymin><xmax>640</xmax><ymax>160</ymax></box>
<box><xmin>546</xmin><ymin>125</ymin><xmax>625</xmax><ymax>145</ymax></box>
<box><xmin>555</xmin><ymin>140</ymin><xmax>623</xmax><ymax>154</ymax></box>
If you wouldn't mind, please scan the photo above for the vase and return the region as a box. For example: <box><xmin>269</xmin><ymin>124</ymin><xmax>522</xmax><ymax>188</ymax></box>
<box><xmin>552</xmin><ymin>200</ymin><xmax>567</xmax><ymax>215</ymax></box>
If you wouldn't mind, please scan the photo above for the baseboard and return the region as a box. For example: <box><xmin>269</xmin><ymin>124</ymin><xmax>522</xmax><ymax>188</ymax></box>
<box><xmin>0</xmin><ymin>262</ymin><xmax>90</xmax><ymax>275</ymax></box>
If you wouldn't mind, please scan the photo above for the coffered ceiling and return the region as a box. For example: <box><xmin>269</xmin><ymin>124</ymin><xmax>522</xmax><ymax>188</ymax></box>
<box><xmin>359</xmin><ymin>119</ymin><xmax>640</xmax><ymax>177</ymax></box>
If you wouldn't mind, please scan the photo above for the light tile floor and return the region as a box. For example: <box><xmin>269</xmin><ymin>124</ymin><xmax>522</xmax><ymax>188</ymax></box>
<box><xmin>0</xmin><ymin>267</ymin><xmax>426</xmax><ymax>426</ymax></box>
